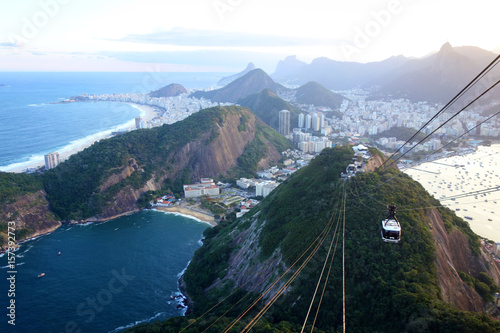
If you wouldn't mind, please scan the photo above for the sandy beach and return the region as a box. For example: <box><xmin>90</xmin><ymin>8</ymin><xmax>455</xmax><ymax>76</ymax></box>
<box><xmin>404</xmin><ymin>144</ymin><xmax>500</xmax><ymax>242</ymax></box>
<box><xmin>154</xmin><ymin>205</ymin><xmax>217</xmax><ymax>226</ymax></box>
<box><xmin>7</xmin><ymin>102</ymin><xmax>158</xmax><ymax>173</ymax></box>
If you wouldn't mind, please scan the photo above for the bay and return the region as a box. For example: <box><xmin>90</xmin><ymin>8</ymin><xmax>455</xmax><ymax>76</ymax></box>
<box><xmin>0</xmin><ymin>210</ymin><xmax>209</xmax><ymax>332</ymax></box>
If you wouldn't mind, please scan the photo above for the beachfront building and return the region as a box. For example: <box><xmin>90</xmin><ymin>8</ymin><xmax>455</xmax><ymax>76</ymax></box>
<box><xmin>44</xmin><ymin>152</ymin><xmax>60</xmax><ymax>170</ymax></box>
<box><xmin>135</xmin><ymin>117</ymin><xmax>147</xmax><ymax>129</ymax></box>
<box><xmin>183</xmin><ymin>178</ymin><xmax>219</xmax><ymax>198</ymax></box>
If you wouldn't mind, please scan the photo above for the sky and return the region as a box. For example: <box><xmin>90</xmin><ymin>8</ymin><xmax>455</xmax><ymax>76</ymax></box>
<box><xmin>0</xmin><ymin>0</ymin><xmax>498</xmax><ymax>73</ymax></box>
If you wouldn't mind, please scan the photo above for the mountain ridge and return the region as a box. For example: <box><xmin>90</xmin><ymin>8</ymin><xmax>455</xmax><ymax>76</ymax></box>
<box><xmin>128</xmin><ymin>147</ymin><xmax>500</xmax><ymax>332</ymax></box>
<box><xmin>0</xmin><ymin>105</ymin><xmax>293</xmax><ymax>248</ymax></box>
<box><xmin>272</xmin><ymin>44</ymin><xmax>499</xmax><ymax>102</ymax></box>
<box><xmin>191</xmin><ymin>68</ymin><xmax>287</xmax><ymax>103</ymax></box>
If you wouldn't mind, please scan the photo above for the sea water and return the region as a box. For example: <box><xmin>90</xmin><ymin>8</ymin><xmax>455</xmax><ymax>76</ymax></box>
<box><xmin>0</xmin><ymin>72</ymin><xmax>225</xmax><ymax>171</ymax></box>
<box><xmin>0</xmin><ymin>210</ymin><xmax>209</xmax><ymax>332</ymax></box>
<box><xmin>0</xmin><ymin>72</ymin><xmax>225</xmax><ymax>332</ymax></box>
<box><xmin>404</xmin><ymin>144</ymin><xmax>500</xmax><ymax>242</ymax></box>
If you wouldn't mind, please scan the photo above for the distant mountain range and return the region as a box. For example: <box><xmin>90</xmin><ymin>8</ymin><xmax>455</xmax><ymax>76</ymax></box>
<box><xmin>149</xmin><ymin>83</ymin><xmax>187</xmax><ymax>98</ymax></box>
<box><xmin>272</xmin><ymin>54</ymin><xmax>408</xmax><ymax>90</ymax></box>
<box><xmin>376</xmin><ymin>43</ymin><xmax>499</xmax><ymax>102</ymax></box>
<box><xmin>192</xmin><ymin>68</ymin><xmax>347</xmax><ymax>131</ymax></box>
<box><xmin>272</xmin><ymin>44</ymin><xmax>499</xmax><ymax>103</ymax></box>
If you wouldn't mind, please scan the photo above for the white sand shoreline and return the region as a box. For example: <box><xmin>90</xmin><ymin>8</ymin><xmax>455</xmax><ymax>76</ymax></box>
<box><xmin>2</xmin><ymin>101</ymin><xmax>159</xmax><ymax>173</ymax></box>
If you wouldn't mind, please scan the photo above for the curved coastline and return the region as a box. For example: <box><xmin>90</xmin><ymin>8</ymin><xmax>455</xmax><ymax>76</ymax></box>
<box><xmin>153</xmin><ymin>206</ymin><xmax>217</xmax><ymax>227</ymax></box>
<box><xmin>1</xmin><ymin>102</ymin><xmax>158</xmax><ymax>173</ymax></box>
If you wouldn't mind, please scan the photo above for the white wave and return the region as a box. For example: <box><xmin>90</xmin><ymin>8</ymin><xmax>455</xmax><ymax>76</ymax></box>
<box><xmin>177</xmin><ymin>260</ymin><xmax>191</xmax><ymax>279</ymax></box>
<box><xmin>28</xmin><ymin>103</ymin><xmax>45</xmax><ymax>107</ymax></box>
<box><xmin>128</xmin><ymin>103</ymin><xmax>146</xmax><ymax>118</ymax></box>
<box><xmin>108</xmin><ymin>312</ymin><xmax>165</xmax><ymax>333</ymax></box>
<box><xmin>0</xmin><ymin>102</ymin><xmax>139</xmax><ymax>172</ymax></box>
<box><xmin>0</xmin><ymin>152</ymin><xmax>46</xmax><ymax>172</ymax></box>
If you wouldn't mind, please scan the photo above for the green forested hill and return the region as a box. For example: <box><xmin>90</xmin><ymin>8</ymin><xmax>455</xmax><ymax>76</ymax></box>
<box><xmin>295</xmin><ymin>81</ymin><xmax>345</xmax><ymax>109</ymax></box>
<box><xmin>42</xmin><ymin>105</ymin><xmax>291</xmax><ymax>221</ymax></box>
<box><xmin>370</xmin><ymin>126</ymin><xmax>427</xmax><ymax>142</ymax></box>
<box><xmin>1</xmin><ymin>105</ymin><xmax>291</xmax><ymax>243</ymax></box>
<box><xmin>191</xmin><ymin>69</ymin><xmax>287</xmax><ymax>103</ymax></box>
<box><xmin>127</xmin><ymin>146</ymin><xmax>500</xmax><ymax>332</ymax></box>
<box><xmin>43</xmin><ymin>106</ymin><xmax>228</xmax><ymax>220</ymax></box>
<box><xmin>239</xmin><ymin>88</ymin><xmax>302</xmax><ymax>131</ymax></box>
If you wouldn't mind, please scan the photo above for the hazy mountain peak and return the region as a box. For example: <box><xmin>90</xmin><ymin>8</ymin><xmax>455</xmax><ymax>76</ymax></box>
<box><xmin>192</xmin><ymin>68</ymin><xmax>286</xmax><ymax>103</ymax></box>
<box><xmin>218</xmin><ymin>62</ymin><xmax>257</xmax><ymax>86</ymax></box>
<box><xmin>149</xmin><ymin>83</ymin><xmax>187</xmax><ymax>98</ymax></box>
<box><xmin>272</xmin><ymin>55</ymin><xmax>307</xmax><ymax>78</ymax></box>
<box><xmin>439</xmin><ymin>42</ymin><xmax>453</xmax><ymax>53</ymax></box>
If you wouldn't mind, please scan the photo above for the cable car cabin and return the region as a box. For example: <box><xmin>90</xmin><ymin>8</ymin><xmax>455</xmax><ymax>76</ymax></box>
<box><xmin>381</xmin><ymin>205</ymin><xmax>401</xmax><ymax>243</ymax></box>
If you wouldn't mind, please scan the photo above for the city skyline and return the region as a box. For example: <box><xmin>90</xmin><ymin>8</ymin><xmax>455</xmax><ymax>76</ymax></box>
<box><xmin>0</xmin><ymin>0</ymin><xmax>498</xmax><ymax>72</ymax></box>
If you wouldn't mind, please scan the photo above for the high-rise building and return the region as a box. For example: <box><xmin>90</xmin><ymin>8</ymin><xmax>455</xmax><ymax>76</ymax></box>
<box><xmin>319</xmin><ymin>113</ymin><xmax>325</xmax><ymax>128</ymax></box>
<box><xmin>311</xmin><ymin>113</ymin><xmax>320</xmax><ymax>131</ymax></box>
<box><xmin>135</xmin><ymin>117</ymin><xmax>147</xmax><ymax>129</ymax></box>
<box><xmin>298</xmin><ymin>113</ymin><xmax>305</xmax><ymax>128</ymax></box>
<box><xmin>305</xmin><ymin>114</ymin><xmax>312</xmax><ymax>129</ymax></box>
<box><xmin>44</xmin><ymin>152</ymin><xmax>60</xmax><ymax>170</ymax></box>
<box><xmin>279</xmin><ymin>110</ymin><xmax>290</xmax><ymax>136</ymax></box>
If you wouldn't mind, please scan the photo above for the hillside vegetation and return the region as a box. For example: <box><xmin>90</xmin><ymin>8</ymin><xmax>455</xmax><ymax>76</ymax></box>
<box><xmin>42</xmin><ymin>105</ymin><xmax>291</xmax><ymax>220</ymax></box>
<box><xmin>191</xmin><ymin>69</ymin><xmax>287</xmax><ymax>103</ymax></box>
<box><xmin>0</xmin><ymin>106</ymin><xmax>292</xmax><ymax>245</ymax></box>
<box><xmin>371</xmin><ymin>126</ymin><xmax>427</xmax><ymax>142</ymax></box>
<box><xmin>239</xmin><ymin>88</ymin><xmax>302</xmax><ymax>131</ymax></box>
<box><xmin>294</xmin><ymin>81</ymin><xmax>345</xmax><ymax>110</ymax></box>
<box><xmin>128</xmin><ymin>146</ymin><xmax>500</xmax><ymax>332</ymax></box>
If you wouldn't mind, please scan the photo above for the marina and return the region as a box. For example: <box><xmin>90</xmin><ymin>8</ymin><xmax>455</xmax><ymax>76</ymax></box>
<box><xmin>404</xmin><ymin>144</ymin><xmax>500</xmax><ymax>242</ymax></box>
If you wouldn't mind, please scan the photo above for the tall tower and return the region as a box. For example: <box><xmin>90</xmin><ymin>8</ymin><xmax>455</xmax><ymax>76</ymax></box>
<box><xmin>311</xmin><ymin>113</ymin><xmax>320</xmax><ymax>131</ymax></box>
<box><xmin>135</xmin><ymin>117</ymin><xmax>146</xmax><ymax>129</ymax></box>
<box><xmin>279</xmin><ymin>110</ymin><xmax>290</xmax><ymax>136</ymax></box>
<box><xmin>44</xmin><ymin>152</ymin><xmax>60</xmax><ymax>170</ymax></box>
<box><xmin>298</xmin><ymin>113</ymin><xmax>305</xmax><ymax>128</ymax></box>
<box><xmin>305</xmin><ymin>114</ymin><xmax>312</xmax><ymax>129</ymax></box>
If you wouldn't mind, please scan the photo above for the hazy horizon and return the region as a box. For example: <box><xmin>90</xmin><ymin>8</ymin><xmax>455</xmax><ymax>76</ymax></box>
<box><xmin>1</xmin><ymin>0</ymin><xmax>499</xmax><ymax>73</ymax></box>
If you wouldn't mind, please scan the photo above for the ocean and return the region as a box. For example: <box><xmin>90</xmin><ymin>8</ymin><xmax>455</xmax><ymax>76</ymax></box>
<box><xmin>404</xmin><ymin>144</ymin><xmax>500</xmax><ymax>243</ymax></box>
<box><xmin>0</xmin><ymin>72</ymin><xmax>225</xmax><ymax>332</ymax></box>
<box><xmin>0</xmin><ymin>210</ymin><xmax>209</xmax><ymax>332</ymax></box>
<box><xmin>0</xmin><ymin>72</ymin><xmax>225</xmax><ymax>171</ymax></box>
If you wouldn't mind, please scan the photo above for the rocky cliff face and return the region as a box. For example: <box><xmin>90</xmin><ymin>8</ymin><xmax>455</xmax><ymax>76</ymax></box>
<box><xmin>96</xmin><ymin>107</ymin><xmax>284</xmax><ymax>220</ymax></box>
<box><xmin>0</xmin><ymin>190</ymin><xmax>60</xmax><ymax>250</ymax></box>
<box><xmin>428</xmin><ymin>208</ymin><xmax>500</xmax><ymax>311</ymax></box>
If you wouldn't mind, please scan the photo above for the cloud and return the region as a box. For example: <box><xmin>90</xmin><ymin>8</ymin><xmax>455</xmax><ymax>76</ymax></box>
<box><xmin>31</xmin><ymin>51</ymin><xmax>45</xmax><ymax>56</ymax></box>
<box><xmin>118</xmin><ymin>27</ymin><xmax>327</xmax><ymax>48</ymax></box>
<box><xmin>0</xmin><ymin>42</ymin><xmax>18</xmax><ymax>47</ymax></box>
